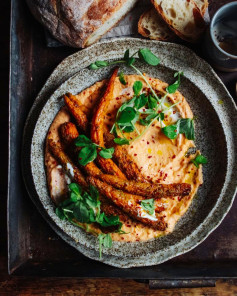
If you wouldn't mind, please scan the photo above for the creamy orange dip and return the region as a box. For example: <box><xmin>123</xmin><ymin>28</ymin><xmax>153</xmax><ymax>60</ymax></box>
<box><xmin>45</xmin><ymin>75</ymin><xmax>203</xmax><ymax>242</ymax></box>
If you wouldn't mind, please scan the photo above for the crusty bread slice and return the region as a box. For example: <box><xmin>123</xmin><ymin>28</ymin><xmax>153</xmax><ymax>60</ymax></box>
<box><xmin>152</xmin><ymin>0</ymin><xmax>206</xmax><ymax>42</ymax></box>
<box><xmin>138</xmin><ymin>8</ymin><xmax>175</xmax><ymax>41</ymax></box>
<box><xmin>194</xmin><ymin>0</ymin><xmax>209</xmax><ymax>16</ymax></box>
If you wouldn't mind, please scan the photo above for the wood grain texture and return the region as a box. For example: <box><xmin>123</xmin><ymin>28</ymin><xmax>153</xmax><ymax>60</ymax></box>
<box><xmin>3</xmin><ymin>0</ymin><xmax>237</xmax><ymax>294</ymax></box>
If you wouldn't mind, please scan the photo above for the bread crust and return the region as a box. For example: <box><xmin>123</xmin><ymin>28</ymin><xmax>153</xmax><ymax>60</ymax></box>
<box><xmin>151</xmin><ymin>0</ymin><xmax>206</xmax><ymax>43</ymax></box>
<box><xmin>26</xmin><ymin>0</ymin><xmax>137</xmax><ymax>48</ymax></box>
<box><xmin>138</xmin><ymin>8</ymin><xmax>175</xmax><ymax>41</ymax></box>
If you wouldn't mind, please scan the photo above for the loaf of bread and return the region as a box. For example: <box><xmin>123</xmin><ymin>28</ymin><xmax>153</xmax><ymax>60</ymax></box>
<box><xmin>151</xmin><ymin>0</ymin><xmax>206</xmax><ymax>42</ymax></box>
<box><xmin>26</xmin><ymin>0</ymin><xmax>138</xmax><ymax>48</ymax></box>
<box><xmin>194</xmin><ymin>0</ymin><xmax>209</xmax><ymax>16</ymax></box>
<box><xmin>138</xmin><ymin>8</ymin><xmax>175</xmax><ymax>41</ymax></box>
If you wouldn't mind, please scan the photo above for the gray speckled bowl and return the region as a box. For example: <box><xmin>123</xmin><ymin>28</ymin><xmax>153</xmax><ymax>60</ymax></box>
<box><xmin>22</xmin><ymin>38</ymin><xmax>237</xmax><ymax>268</ymax></box>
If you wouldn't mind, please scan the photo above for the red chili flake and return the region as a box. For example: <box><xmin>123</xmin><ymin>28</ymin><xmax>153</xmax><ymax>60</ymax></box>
<box><xmin>178</xmin><ymin>196</ymin><xmax>182</xmax><ymax>201</ymax></box>
<box><xmin>121</xmin><ymin>237</ymin><xmax>124</xmax><ymax>240</ymax></box>
<box><xmin>152</xmin><ymin>140</ymin><xmax>155</xmax><ymax>143</ymax></box>
<box><xmin>140</xmin><ymin>167</ymin><xmax>143</xmax><ymax>169</ymax></box>
<box><xmin>173</xmin><ymin>111</ymin><xmax>176</xmax><ymax>114</ymax></box>
<box><xmin>158</xmin><ymin>110</ymin><xmax>161</xmax><ymax>113</ymax></box>
<box><xmin>172</xmin><ymin>155</ymin><xmax>176</xmax><ymax>159</ymax></box>
<box><xmin>152</xmin><ymin>124</ymin><xmax>155</xmax><ymax>127</ymax></box>
<box><xmin>83</xmin><ymin>91</ymin><xmax>85</xmax><ymax>95</ymax></box>
<box><xmin>149</xmin><ymin>78</ymin><xmax>151</xmax><ymax>80</ymax></box>
<box><xmin>136</xmin><ymin>239</ymin><xmax>140</xmax><ymax>242</ymax></box>
<box><xmin>126</xmin><ymin>225</ymin><xmax>131</xmax><ymax>228</ymax></box>
<box><xmin>174</xmin><ymin>129</ymin><xmax>177</xmax><ymax>132</ymax></box>
<box><xmin>177</xmin><ymin>174</ymin><xmax>180</xmax><ymax>177</ymax></box>
<box><xmin>134</xmin><ymin>154</ymin><xmax>137</xmax><ymax>156</ymax></box>
<box><xmin>170</xmin><ymin>167</ymin><xmax>172</xmax><ymax>169</ymax></box>
<box><xmin>147</xmin><ymin>176</ymin><xmax>151</xmax><ymax>179</ymax></box>
<box><xmin>148</xmin><ymin>156</ymin><xmax>152</xmax><ymax>159</ymax></box>
<box><xmin>159</xmin><ymin>171</ymin><xmax>163</xmax><ymax>177</ymax></box>
<box><xmin>131</xmin><ymin>146</ymin><xmax>134</xmax><ymax>148</ymax></box>
<box><xmin>143</xmin><ymin>108</ymin><xmax>146</xmax><ymax>112</ymax></box>
<box><xmin>163</xmin><ymin>173</ymin><xmax>168</xmax><ymax>181</ymax></box>
<box><xmin>147</xmin><ymin>141</ymin><xmax>150</xmax><ymax>145</ymax></box>
<box><xmin>116</xmin><ymin>97</ymin><xmax>120</xmax><ymax>100</ymax></box>
<box><xmin>142</xmin><ymin>139</ymin><xmax>145</xmax><ymax>141</ymax></box>
<box><xmin>152</xmin><ymin>135</ymin><xmax>154</xmax><ymax>138</ymax></box>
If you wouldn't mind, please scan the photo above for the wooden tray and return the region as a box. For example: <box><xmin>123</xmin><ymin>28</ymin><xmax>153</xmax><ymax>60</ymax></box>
<box><xmin>8</xmin><ymin>0</ymin><xmax>237</xmax><ymax>284</ymax></box>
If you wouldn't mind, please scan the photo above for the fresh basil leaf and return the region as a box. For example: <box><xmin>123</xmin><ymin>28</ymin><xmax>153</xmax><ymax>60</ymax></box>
<box><xmin>55</xmin><ymin>207</ymin><xmax>66</xmax><ymax>220</ymax></box>
<box><xmin>119</xmin><ymin>71</ymin><xmax>126</xmax><ymax>85</ymax></box>
<box><xmin>133</xmin><ymin>81</ymin><xmax>143</xmax><ymax>96</ymax></box>
<box><xmin>75</xmin><ymin>135</ymin><xmax>93</xmax><ymax>147</ymax></box>
<box><xmin>117</xmin><ymin>107</ymin><xmax>137</xmax><ymax>125</ymax></box>
<box><xmin>69</xmin><ymin>183</ymin><xmax>82</xmax><ymax>195</ymax></box>
<box><xmin>78</xmin><ymin>145</ymin><xmax>97</xmax><ymax>166</ymax></box>
<box><xmin>134</xmin><ymin>93</ymin><xmax>148</xmax><ymax>109</ymax></box>
<box><xmin>114</xmin><ymin>138</ymin><xmax>130</xmax><ymax>145</ymax></box>
<box><xmin>95</xmin><ymin>60</ymin><xmax>108</xmax><ymax>67</ymax></box>
<box><xmin>141</xmin><ymin>199</ymin><xmax>155</xmax><ymax>215</ymax></box>
<box><xmin>174</xmin><ymin>71</ymin><xmax>183</xmax><ymax>78</ymax></box>
<box><xmin>162</xmin><ymin>124</ymin><xmax>178</xmax><ymax>139</ymax></box>
<box><xmin>148</xmin><ymin>95</ymin><xmax>157</xmax><ymax>109</ymax></box>
<box><xmin>138</xmin><ymin>48</ymin><xmax>160</xmax><ymax>66</ymax></box>
<box><xmin>192</xmin><ymin>154</ymin><xmax>207</xmax><ymax>168</ymax></box>
<box><xmin>124</xmin><ymin>49</ymin><xmax>129</xmax><ymax>61</ymax></box>
<box><xmin>73</xmin><ymin>201</ymin><xmax>91</xmax><ymax>223</ymax></box>
<box><xmin>99</xmin><ymin>147</ymin><xmax>115</xmax><ymax>159</ymax></box>
<box><xmin>178</xmin><ymin>118</ymin><xmax>195</xmax><ymax>140</ymax></box>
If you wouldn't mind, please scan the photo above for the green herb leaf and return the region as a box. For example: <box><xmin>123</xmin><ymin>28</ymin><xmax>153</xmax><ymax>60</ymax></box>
<box><xmin>162</xmin><ymin>118</ymin><xmax>194</xmax><ymax>140</ymax></box>
<box><xmin>75</xmin><ymin>135</ymin><xmax>93</xmax><ymax>147</ymax></box>
<box><xmin>133</xmin><ymin>81</ymin><xmax>143</xmax><ymax>96</ymax></box>
<box><xmin>141</xmin><ymin>199</ymin><xmax>155</xmax><ymax>215</ymax></box>
<box><xmin>95</xmin><ymin>60</ymin><xmax>108</xmax><ymax>67</ymax></box>
<box><xmin>98</xmin><ymin>233</ymin><xmax>113</xmax><ymax>259</ymax></box>
<box><xmin>134</xmin><ymin>93</ymin><xmax>148</xmax><ymax>110</ymax></box>
<box><xmin>127</xmin><ymin>57</ymin><xmax>135</xmax><ymax>66</ymax></box>
<box><xmin>73</xmin><ymin>201</ymin><xmax>91</xmax><ymax>223</ymax></box>
<box><xmin>123</xmin><ymin>124</ymin><xmax>135</xmax><ymax>132</ymax></box>
<box><xmin>89</xmin><ymin>63</ymin><xmax>98</xmax><ymax>70</ymax></box>
<box><xmin>124</xmin><ymin>49</ymin><xmax>130</xmax><ymax>61</ymax></box>
<box><xmin>178</xmin><ymin>118</ymin><xmax>195</xmax><ymax>140</ymax></box>
<box><xmin>138</xmin><ymin>48</ymin><xmax>160</xmax><ymax>66</ymax></box>
<box><xmin>69</xmin><ymin>183</ymin><xmax>82</xmax><ymax>195</ymax></box>
<box><xmin>78</xmin><ymin>145</ymin><xmax>97</xmax><ymax>166</ymax></box>
<box><xmin>191</xmin><ymin>154</ymin><xmax>207</xmax><ymax>167</ymax></box>
<box><xmin>148</xmin><ymin>95</ymin><xmax>157</xmax><ymax>109</ymax></box>
<box><xmin>117</xmin><ymin>107</ymin><xmax>137</xmax><ymax>125</ymax></box>
<box><xmin>166</xmin><ymin>71</ymin><xmax>183</xmax><ymax>94</ymax></box>
<box><xmin>139</xmin><ymin>118</ymin><xmax>150</xmax><ymax>126</ymax></box>
<box><xmin>99</xmin><ymin>147</ymin><xmax>115</xmax><ymax>159</ymax></box>
<box><xmin>89</xmin><ymin>185</ymin><xmax>99</xmax><ymax>201</ymax></box>
<box><xmin>55</xmin><ymin>207</ymin><xmax>66</xmax><ymax>220</ymax></box>
<box><xmin>114</xmin><ymin>138</ymin><xmax>130</xmax><ymax>145</ymax></box>
<box><xmin>162</xmin><ymin>124</ymin><xmax>178</xmax><ymax>139</ymax></box>
<box><xmin>119</xmin><ymin>71</ymin><xmax>127</xmax><ymax>85</ymax></box>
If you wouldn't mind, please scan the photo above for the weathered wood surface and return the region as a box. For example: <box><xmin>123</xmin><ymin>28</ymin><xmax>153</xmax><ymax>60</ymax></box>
<box><xmin>2</xmin><ymin>0</ymin><xmax>237</xmax><ymax>294</ymax></box>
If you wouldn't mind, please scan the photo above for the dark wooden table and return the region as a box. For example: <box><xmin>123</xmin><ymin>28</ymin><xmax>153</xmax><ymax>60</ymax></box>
<box><xmin>2</xmin><ymin>0</ymin><xmax>237</xmax><ymax>295</ymax></box>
